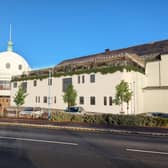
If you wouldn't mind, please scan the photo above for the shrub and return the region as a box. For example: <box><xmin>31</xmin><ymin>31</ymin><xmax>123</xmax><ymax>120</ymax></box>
<box><xmin>51</xmin><ymin>112</ymin><xmax>72</xmax><ymax>122</ymax></box>
<box><xmin>71</xmin><ymin>114</ymin><xmax>84</xmax><ymax>123</ymax></box>
<box><xmin>83</xmin><ymin>114</ymin><xmax>107</xmax><ymax>125</ymax></box>
<box><xmin>50</xmin><ymin>112</ymin><xmax>168</xmax><ymax>127</ymax></box>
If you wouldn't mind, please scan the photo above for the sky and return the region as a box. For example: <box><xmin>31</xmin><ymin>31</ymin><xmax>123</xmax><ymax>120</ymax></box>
<box><xmin>0</xmin><ymin>0</ymin><xmax>168</xmax><ymax>69</ymax></box>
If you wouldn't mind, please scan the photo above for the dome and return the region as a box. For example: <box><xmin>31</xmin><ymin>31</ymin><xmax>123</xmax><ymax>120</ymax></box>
<box><xmin>0</xmin><ymin>51</ymin><xmax>31</xmax><ymax>77</ymax></box>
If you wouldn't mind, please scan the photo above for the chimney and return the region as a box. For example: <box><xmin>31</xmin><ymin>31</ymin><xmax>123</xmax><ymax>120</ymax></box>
<box><xmin>105</xmin><ymin>48</ymin><xmax>110</xmax><ymax>53</ymax></box>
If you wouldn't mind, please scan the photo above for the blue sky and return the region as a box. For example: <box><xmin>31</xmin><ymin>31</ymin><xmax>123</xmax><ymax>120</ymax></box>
<box><xmin>0</xmin><ymin>0</ymin><xmax>168</xmax><ymax>69</ymax></box>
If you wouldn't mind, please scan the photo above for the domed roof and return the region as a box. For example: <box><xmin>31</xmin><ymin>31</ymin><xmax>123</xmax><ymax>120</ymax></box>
<box><xmin>0</xmin><ymin>25</ymin><xmax>31</xmax><ymax>78</ymax></box>
<box><xmin>0</xmin><ymin>51</ymin><xmax>31</xmax><ymax>76</ymax></box>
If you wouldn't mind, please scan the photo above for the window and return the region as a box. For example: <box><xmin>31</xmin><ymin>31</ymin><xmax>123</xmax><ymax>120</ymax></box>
<box><xmin>62</xmin><ymin>78</ymin><xmax>72</xmax><ymax>92</ymax></box>
<box><xmin>79</xmin><ymin>96</ymin><xmax>84</xmax><ymax>105</ymax></box>
<box><xmin>0</xmin><ymin>80</ymin><xmax>10</xmax><ymax>90</ymax></box>
<box><xmin>38</xmin><ymin>96</ymin><xmax>40</xmax><ymax>103</ymax></box>
<box><xmin>82</xmin><ymin>75</ymin><xmax>85</xmax><ymax>83</ymax></box>
<box><xmin>54</xmin><ymin>96</ymin><xmax>56</xmax><ymax>104</ymax></box>
<box><xmin>35</xmin><ymin>96</ymin><xmax>38</xmax><ymax>103</ymax></box>
<box><xmin>21</xmin><ymin>82</ymin><xmax>27</xmax><ymax>92</ymax></box>
<box><xmin>78</xmin><ymin>76</ymin><xmax>80</xmax><ymax>84</ymax></box>
<box><xmin>13</xmin><ymin>82</ymin><xmax>17</xmax><ymax>88</ymax></box>
<box><xmin>33</xmin><ymin>80</ymin><xmax>37</xmax><ymax>87</ymax></box>
<box><xmin>90</xmin><ymin>74</ymin><xmax>95</xmax><ymax>83</ymax></box>
<box><xmin>18</xmin><ymin>64</ymin><xmax>22</xmax><ymax>70</ymax></box>
<box><xmin>43</xmin><ymin>96</ymin><xmax>47</xmax><ymax>103</ymax></box>
<box><xmin>48</xmin><ymin>78</ymin><xmax>52</xmax><ymax>86</ymax></box>
<box><xmin>104</xmin><ymin>96</ymin><xmax>107</xmax><ymax>106</ymax></box>
<box><xmin>90</xmin><ymin>96</ymin><xmax>96</xmax><ymax>105</ymax></box>
<box><xmin>6</xmin><ymin>62</ymin><xmax>10</xmax><ymax>69</ymax></box>
<box><xmin>109</xmin><ymin>96</ymin><xmax>113</xmax><ymax>106</ymax></box>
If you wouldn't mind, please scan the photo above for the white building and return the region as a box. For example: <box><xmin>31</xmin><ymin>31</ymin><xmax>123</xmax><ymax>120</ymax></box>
<box><xmin>10</xmin><ymin>53</ymin><xmax>146</xmax><ymax>114</ymax></box>
<box><xmin>10</xmin><ymin>40</ymin><xmax>168</xmax><ymax>114</ymax></box>
<box><xmin>143</xmin><ymin>54</ymin><xmax>168</xmax><ymax>113</ymax></box>
<box><xmin>0</xmin><ymin>26</ymin><xmax>30</xmax><ymax>110</ymax></box>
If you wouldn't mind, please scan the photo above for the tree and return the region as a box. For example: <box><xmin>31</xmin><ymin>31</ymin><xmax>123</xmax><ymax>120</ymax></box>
<box><xmin>124</xmin><ymin>91</ymin><xmax>132</xmax><ymax>114</ymax></box>
<box><xmin>63</xmin><ymin>84</ymin><xmax>77</xmax><ymax>109</ymax></box>
<box><xmin>14</xmin><ymin>85</ymin><xmax>27</xmax><ymax>117</ymax></box>
<box><xmin>114</xmin><ymin>80</ymin><xmax>132</xmax><ymax>114</ymax></box>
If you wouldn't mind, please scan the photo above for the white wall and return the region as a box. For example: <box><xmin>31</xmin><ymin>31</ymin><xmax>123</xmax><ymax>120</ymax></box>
<box><xmin>160</xmin><ymin>55</ymin><xmax>168</xmax><ymax>86</ymax></box>
<box><xmin>11</xmin><ymin>70</ymin><xmax>145</xmax><ymax>114</ymax></box>
<box><xmin>123</xmin><ymin>71</ymin><xmax>146</xmax><ymax>114</ymax></box>
<box><xmin>144</xmin><ymin>89</ymin><xmax>168</xmax><ymax>113</ymax></box>
<box><xmin>146</xmin><ymin>61</ymin><xmax>160</xmax><ymax>86</ymax></box>
<box><xmin>143</xmin><ymin>54</ymin><xmax>168</xmax><ymax>113</ymax></box>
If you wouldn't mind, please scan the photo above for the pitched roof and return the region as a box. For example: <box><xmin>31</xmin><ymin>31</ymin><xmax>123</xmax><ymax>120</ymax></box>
<box><xmin>57</xmin><ymin>39</ymin><xmax>168</xmax><ymax>67</ymax></box>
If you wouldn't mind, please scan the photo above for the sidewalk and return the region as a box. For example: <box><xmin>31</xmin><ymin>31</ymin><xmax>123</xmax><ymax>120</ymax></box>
<box><xmin>0</xmin><ymin>118</ymin><xmax>168</xmax><ymax>136</ymax></box>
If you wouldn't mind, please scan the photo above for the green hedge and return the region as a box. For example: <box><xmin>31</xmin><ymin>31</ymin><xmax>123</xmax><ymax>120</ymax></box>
<box><xmin>50</xmin><ymin>112</ymin><xmax>168</xmax><ymax>127</ymax></box>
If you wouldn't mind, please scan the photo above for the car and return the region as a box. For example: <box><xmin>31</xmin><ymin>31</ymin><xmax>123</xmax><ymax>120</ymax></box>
<box><xmin>19</xmin><ymin>107</ymin><xmax>43</xmax><ymax>119</ymax></box>
<box><xmin>32</xmin><ymin>107</ymin><xmax>44</xmax><ymax>119</ymax></box>
<box><xmin>19</xmin><ymin>107</ymin><xmax>34</xmax><ymax>118</ymax></box>
<box><xmin>159</xmin><ymin>113</ymin><xmax>168</xmax><ymax>118</ymax></box>
<box><xmin>145</xmin><ymin>112</ymin><xmax>168</xmax><ymax>118</ymax></box>
<box><xmin>64</xmin><ymin>106</ymin><xmax>85</xmax><ymax>114</ymax></box>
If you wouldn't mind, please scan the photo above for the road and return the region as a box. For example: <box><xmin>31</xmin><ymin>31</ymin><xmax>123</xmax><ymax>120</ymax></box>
<box><xmin>0</xmin><ymin>126</ymin><xmax>167</xmax><ymax>168</ymax></box>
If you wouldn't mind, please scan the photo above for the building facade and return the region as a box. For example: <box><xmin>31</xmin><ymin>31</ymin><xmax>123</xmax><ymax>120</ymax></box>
<box><xmin>143</xmin><ymin>54</ymin><xmax>168</xmax><ymax>113</ymax></box>
<box><xmin>0</xmin><ymin>28</ymin><xmax>30</xmax><ymax>113</ymax></box>
<box><xmin>10</xmin><ymin>53</ymin><xmax>146</xmax><ymax>114</ymax></box>
<box><xmin>10</xmin><ymin>40</ymin><xmax>168</xmax><ymax>114</ymax></box>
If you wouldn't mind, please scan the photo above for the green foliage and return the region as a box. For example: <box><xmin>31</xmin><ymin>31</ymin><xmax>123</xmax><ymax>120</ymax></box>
<box><xmin>51</xmin><ymin>112</ymin><xmax>73</xmax><ymax>122</ymax></box>
<box><xmin>63</xmin><ymin>85</ymin><xmax>77</xmax><ymax>108</ymax></box>
<box><xmin>50</xmin><ymin>112</ymin><xmax>168</xmax><ymax>127</ymax></box>
<box><xmin>11</xmin><ymin>74</ymin><xmax>48</xmax><ymax>82</ymax></box>
<box><xmin>14</xmin><ymin>85</ymin><xmax>27</xmax><ymax>107</ymax></box>
<box><xmin>50</xmin><ymin>112</ymin><xmax>84</xmax><ymax>123</ymax></box>
<box><xmin>83</xmin><ymin>114</ymin><xmax>107</xmax><ymax>125</ymax></box>
<box><xmin>114</xmin><ymin>80</ymin><xmax>132</xmax><ymax>113</ymax></box>
<box><xmin>71</xmin><ymin>114</ymin><xmax>84</xmax><ymax>122</ymax></box>
<box><xmin>11</xmin><ymin>65</ymin><xmax>144</xmax><ymax>82</ymax></box>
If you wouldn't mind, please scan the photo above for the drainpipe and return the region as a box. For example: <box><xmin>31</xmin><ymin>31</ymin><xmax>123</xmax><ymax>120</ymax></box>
<box><xmin>133</xmin><ymin>81</ymin><xmax>136</xmax><ymax>115</ymax></box>
<box><xmin>159</xmin><ymin>61</ymin><xmax>161</xmax><ymax>87</ymax></box>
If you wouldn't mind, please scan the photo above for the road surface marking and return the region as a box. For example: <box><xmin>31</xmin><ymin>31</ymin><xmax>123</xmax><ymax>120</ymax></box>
<box><xmin>126</xmin><ymin>148</ymin><xmax>168</xmax><ymax>155</ymax></box>
<box><xmin>0</xmin><ymin>136</ymin><xmax>78</xmax><ymax>146</ymax></box>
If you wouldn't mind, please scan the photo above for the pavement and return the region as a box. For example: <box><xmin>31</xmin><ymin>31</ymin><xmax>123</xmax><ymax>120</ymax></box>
<box><xmin>0</xmin><ymin>117</ymin><xmax>168</xmax><ymax>136</ymax></box>
<box><xmin>0</xmin><ymin>126</ymin><xmax>167</xmax><ymax>168</ymax></box>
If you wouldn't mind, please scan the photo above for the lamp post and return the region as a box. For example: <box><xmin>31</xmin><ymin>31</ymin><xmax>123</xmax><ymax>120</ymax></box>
<box><xmin>48</xmin><ymin>69</ymin><xmax>52</xmax><ymax>119</ymax></box>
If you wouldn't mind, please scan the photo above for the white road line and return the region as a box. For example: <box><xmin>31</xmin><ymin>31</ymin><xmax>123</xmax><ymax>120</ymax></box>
<box><xmin>0</xmin><ymin>136</ymin><xmax>78</xmax><ymax>146</ymax></box>
<box><xmin>126</xmin><ymin>148</ymin><xmax>168</xmax><ymax>155</ymax></box>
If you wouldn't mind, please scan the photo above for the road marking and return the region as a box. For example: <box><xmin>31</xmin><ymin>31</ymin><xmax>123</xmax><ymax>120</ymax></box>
<box><xmin>0</xmin><ymin>136</ymin><xmax>78</xmax><ymax>146</ymax></box>
<box><xmin>126</xmin><ymin>148</ymin><xmax>168</xmax><ymax>155</ymax></box>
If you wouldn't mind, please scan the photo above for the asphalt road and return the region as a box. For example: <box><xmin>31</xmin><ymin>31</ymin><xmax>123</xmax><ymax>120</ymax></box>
<box><xmin>0</xmin><ymin>126</ymin><xmax>167</xmax><ymax>168</ymax></box>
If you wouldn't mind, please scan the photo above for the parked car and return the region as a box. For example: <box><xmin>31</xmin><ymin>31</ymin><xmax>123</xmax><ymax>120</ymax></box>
<box><xmin>64</xmin><ymin>106</ymin><xmax>85</xmax><ymax>114</ymax></box>
<box><xmin>19</xmin><ymin>107</ymin><xmax>34</xmax><ymax>118</ymax></box>
<box><xmin>19</xmin><ymin>107</ymin><xmax>43</xmax><ymax>119</ymax></box>
<box><xmin>145</xmin><ymin>112</ymin><xmax>168</xmax><ymax>118</ymax></box>
<box><xmin>159</xmin><ymin>113</ymin><xmax>168</xmax><ymax>118</ymax></box>
<box><xmin>32</xmin><ymin>107</ymin><xmax>44</xmax><ymax>119</ymax></box>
